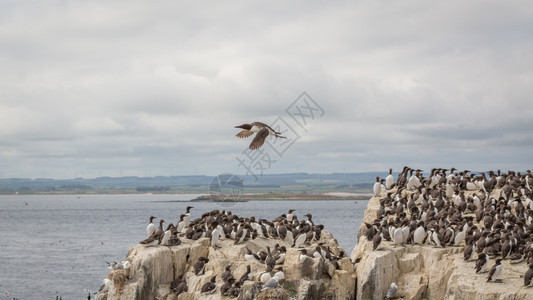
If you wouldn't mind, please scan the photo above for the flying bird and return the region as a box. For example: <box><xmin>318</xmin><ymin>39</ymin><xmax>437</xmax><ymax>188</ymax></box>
<box><xmin>235</xmin><ymin>122</ymin><xmax>286</xmax><ymax>150</ymax></box>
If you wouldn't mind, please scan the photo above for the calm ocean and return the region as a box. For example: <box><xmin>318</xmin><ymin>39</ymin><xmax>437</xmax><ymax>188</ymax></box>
<box><xmin>0</xmin><ymin>194</ymin><xmax>366</xmax><ymax>299</ymax></box>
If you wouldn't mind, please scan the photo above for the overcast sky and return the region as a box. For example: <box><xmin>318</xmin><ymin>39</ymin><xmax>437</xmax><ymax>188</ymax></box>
<box><xmin>1</xmin><ymin>1</ymin><xmax>532</xmax><ymax>179</ymax></box>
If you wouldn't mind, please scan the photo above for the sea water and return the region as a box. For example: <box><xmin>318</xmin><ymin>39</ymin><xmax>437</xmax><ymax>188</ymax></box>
<box><xmin>0</xmin><ymin>194</ymin><xmax>366</xmax><ymax>299</ymax></box>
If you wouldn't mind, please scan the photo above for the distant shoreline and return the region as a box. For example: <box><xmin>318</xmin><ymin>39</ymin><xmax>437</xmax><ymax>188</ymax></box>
<box><xmin>0</xmin><ymin>192</ymin><xmax>372</xmax><ymax>200</ymax></box>
<box><xmin>191</xmin><ymin>193</ymin><xmax>371</xmax><ymax>201</ymax></box>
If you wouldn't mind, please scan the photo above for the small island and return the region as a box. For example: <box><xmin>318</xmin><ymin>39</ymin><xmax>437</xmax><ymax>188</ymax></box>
<box><xmin>191</xmin><ymin>193</ymin><xmax>371</xmax><ymax>202</ymax></box>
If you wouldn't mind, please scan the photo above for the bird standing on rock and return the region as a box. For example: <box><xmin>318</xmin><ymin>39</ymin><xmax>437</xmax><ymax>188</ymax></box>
<box><xmin>220</xmin><ymin>277</ymin><xmax>235</xmax><ymax>296</ymax></box>
<box><xmin>194</xmin><ymin>257</ymin><xmax>209</xmax><ymax>275</ymax></box>
<box><xmin>525</xmin><ymin>263</ymin><xmax>533</xmax><ymax>286</ymax></box>
<box><xmin>487</xmin><ymin>259</ymin><xmax>503</xmax><ymax>282</ymax></box>
<box><xmin>170</xmin><ymin>275</ymin><xmax>187</xmax><ymax>296</ymax></box>
<box><xmin>146</xmin><ymin>216</ymin><xmax>156</xmax><ymax>237</ymax></box>
<box><xmin>139</xmin><ymin>219</ymin><xmax>165</xmax><ymax>245</ymax></box>
<box><xmin>221</xmin><ymin>265</ymin><xmax>233</xmax><ymax>283</ymax></box>
<box><xmin>374</xmin><ymin>176</ymin><xmax>382</xmax><ymax>197</ymax></box>
<box><xmin>385</xmin><ymin>168</ymin><xmax>394</xmax><ymax>190</ymax></box>
<box><xmin>476</xmin><ymin>253</ymin><xmax>488</xmax><ymax>273</ymax></box>
<box><xmin>239</xmin><ymin>265</ymin><xmax>252</xmax><ymax>282</ymax></box>
<box><xmin>182</xmin><ymin>206</ymin><xmax>193</xmax><ymax>232</ymax></box>
<box><xmin>265</xmin><ymin>246</ymin><xmax>276</xmax><ymax>272</ymax></box>
<box><xmin>160</xmin><ymin>224</ymin><xmax>173</xmax><ymax>245</ymax></box>
<box><xmin>201</xmin><ymin>275</ymin><xmax>217</xmax><ymax>294</ymax></box>
<box><xmin>210</xmin><ymin>221</ymin><xmax>221</xmax><ymax>249</ymax></box>
<box><xmin>227</xmin><ymin>281</ymin><xmax>241</xmax><ymax>297</ymax></box>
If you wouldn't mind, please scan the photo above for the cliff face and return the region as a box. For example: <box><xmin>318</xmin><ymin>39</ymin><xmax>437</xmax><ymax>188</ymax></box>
<box><xmin>351</xmin><ymin>195</ymin><xmax>533</xmax><ymax>300</ymax></box>
<box><xmin>98</xmin><ymin>231</ymin><xmax>355</xmax><ymax>300</ymax></box>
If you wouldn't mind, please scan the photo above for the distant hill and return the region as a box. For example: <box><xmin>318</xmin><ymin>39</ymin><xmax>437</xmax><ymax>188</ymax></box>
<box><xmin>0</xmin><ymin>172</ymin><xmax>390</xmax><ymax>194</ymax></box>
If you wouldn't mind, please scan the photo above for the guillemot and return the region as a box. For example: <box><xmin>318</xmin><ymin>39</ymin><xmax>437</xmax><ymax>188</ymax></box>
<box><xmin>234</xmin><ymin>122</ymin><xmax>286</xmax><ymax>150</ymax></box>
<box><xmin>487</xmin><ymin>259</ymin><xmax>503</xmax><ymax>282</ymax></box>
<box><xmin>201</xmin><ymin>275</ymin><xmax>217</xmax><ymax>294</ymax></box>
<box><xmin>525</xmin><ymin>263</ymin><xmax>533</xmax><ymax>286</ymax></box>
<box><xmin>146</xmin><ymin>216</ymin><xmax>156</xmax><ymax>237</ymax></box>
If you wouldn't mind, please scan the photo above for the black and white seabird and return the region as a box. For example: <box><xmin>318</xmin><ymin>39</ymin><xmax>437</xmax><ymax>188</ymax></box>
<box><xmin>525</xmin><ymin>263</ymin><xmax>533</xmax><ymax>286</ymax></box>
<box><xmin>146</xmin><ymin>216</ymin><xmax>156</xmax><ymax>237</ymax></box>
<box><xmin>235</xmin><ymin>122</ymin><xmax>286</xmax><ymax>150</ymax></box>
<box><xmin>392</xmin><ymin>226</ymin><xmax>403</xmax><ymax>247</ymax></box>
<box><xmin>464</xmin><ymin>239</ymin><xmax>475</xmax><ymax>261</ymax></box>
<box><xmin>139</xmin><ymin>219</ymin><xmax>165</xmax><ymax>245</ymax></box>
<box><xmin>265</xmin><ymin>246</ymin><xmax>276</xmax><ymax>272</ymax></box>
<box><xmin>227</xmin><ymin>281</ymin><xmax>241</xmax><ymax>297</ymax></box>
<box><xmin>239</xmin><ymin>265</ymin><xmax>253</xmax><ymax>282</ymax></box>
<box><xmin>413</xmin><ymin>222</ymin><xmax>426</xmax><ymax>245</ymax></box>
<box><xmin>385</xmin><ymin>168</ymin><xmax>394</xmax><ymax>189</ymax></box>
<box><xmin>201</xmin><ymin>275</ymin><xmax>217</xmax><ymax>294</ymax></box>
<box><xmin>373</xmin><ymin>230</ymin><xmax>382</xmax><ymax>251</ymax></box>
<box><xmin>182</xmin><ymin>206</ymin><xmax>193</xmax><ymax>231</ymax></box>
<box><xmin>293</xmin><ymin>229</ymin><xmax>307</xmax><ymax>248</ymax></box>
<box><xmin>220</xmin><ymin>277</ymin><xmax>234</xmax><ymax>296</ymax></box>
<box><xmin>167</xmin><ymin>230</ymin><xmax>181</xmax><ymax>246</ymax></box>
<box><xmin>170</xmin><ymin>275</ymin><xmax>187</xmax><ymax>296</ymax></box>
<box><xmin>210</xmin><ymin>221</ymin><xmax>221</xmax><ymax>248</ymax></box>
<box><xmin>475</xmin><ymin>253</ymin><xmax>489</xmax><ymax>273</ymax></box>
<box><xmin>244</xmin><ymin>247</ymin><xmax>260</xmax><ymax>262</ymax></box>
<box><xmin>487</xmin><ymin>259</ymin><xmax>503</xmax><ymax>282</ymax></box>
<box><xmin>287</xmin><ymin>209</ymin><xmax>296</xmax><ymax>222</ymax></box>
<box><xmin>221</xmin><ymin>265</ymin><xmax>234</xmax><ymax>283</ymax></box>
<box><xmin>373</xmin><ymin>176</ymin><xmax>382</xmax><ymax>197</ymax></box>
<box><xmin>194</xmin><ymin>257</ymin><xmax>209</xmax><ymax>275</ymax></box>
<box><xmin>160</xmin><ymin>224</ymin><xmax>173</xmax><ymax>245</ymax></box>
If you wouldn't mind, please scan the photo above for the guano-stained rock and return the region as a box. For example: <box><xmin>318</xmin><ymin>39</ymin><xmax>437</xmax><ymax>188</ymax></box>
<box><xmin>352</xmin><ymin>192</ymin><xmax>533</xmax><ymax>300</ymax></box>
<box><xmin>98</xmin><ymin>229</ymin><xmax>355</xmax><ymax>300</ymax></box>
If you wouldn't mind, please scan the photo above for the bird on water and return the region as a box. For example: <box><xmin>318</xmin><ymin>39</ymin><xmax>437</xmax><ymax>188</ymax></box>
<box><xmin>235</xmin><ymin>122</ymin><xmax>286</xmax><ymax>150</ymax></box>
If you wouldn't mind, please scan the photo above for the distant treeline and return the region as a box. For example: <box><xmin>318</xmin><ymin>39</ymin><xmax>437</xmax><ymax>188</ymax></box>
<box><xmin>135</xmin><ymin>186</ymin><xmax>171</xmax><ymax>192</ymax></box>
<box><xmin>0</xmin><ymin>172</ymin><xmax>383</xmax><ymax>194</ymax></box>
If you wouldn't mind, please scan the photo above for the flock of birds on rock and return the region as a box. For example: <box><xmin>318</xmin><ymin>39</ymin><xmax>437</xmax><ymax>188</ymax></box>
<box><xmin>140</xmin><ymin>206</ymin><xmax>330</xmax><ymax>252</ymax></box>
<box><xmin>365</xmin><ymin>166</ymin><xmax>533</xmax><ymax>288</ymax></box>
<box><xmin>98</xmin><ymin>206</ymin><xmax>346</xmax><ymax>298</ymax></box>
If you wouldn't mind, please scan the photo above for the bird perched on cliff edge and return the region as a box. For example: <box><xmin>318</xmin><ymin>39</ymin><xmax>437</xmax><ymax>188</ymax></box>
<box><xmin>235</xmin><ymin>122</ymin><xmax>286</xmax><ymax>150</ymax></box>
<box><xmin>146</xmin><ymin>216</ymin><xmax>156</xmax><ymax>237</ymax></box>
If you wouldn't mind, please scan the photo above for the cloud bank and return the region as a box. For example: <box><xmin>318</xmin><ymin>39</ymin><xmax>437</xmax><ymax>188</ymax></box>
<box><xmin>1</xmin><ymin>1</ymin><xmax>532</xmax><ymax>178</ymax></box>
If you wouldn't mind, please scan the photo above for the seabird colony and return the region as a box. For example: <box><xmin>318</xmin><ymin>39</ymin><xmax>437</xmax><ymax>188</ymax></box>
<box><xmin>102</xmin><ymin>207</ymin><xmax>345</xmax><ymax>298</ymax></box>
<box><xmin>365</xmin><ymin>166</ymin><xmax>533</xmax><ymax>287</ymax></box>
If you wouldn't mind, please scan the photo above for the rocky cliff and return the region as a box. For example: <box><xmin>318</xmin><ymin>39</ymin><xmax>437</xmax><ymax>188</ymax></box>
<box><xmin>97</xmin><ymin>231</ymin><xmax>355</xmax><ymax>300</ymax></box>
<box><xmin>351</xmin><ymin>193</ymin><xmax>533</xmax><ymax>300</ymax></box>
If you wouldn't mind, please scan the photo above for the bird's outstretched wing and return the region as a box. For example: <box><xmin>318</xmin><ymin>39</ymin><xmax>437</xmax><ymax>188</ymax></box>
<box><xmin>249</xmin><ymin>128</ymin><xmax>269</xmax><ymax>150</ymax></box>
<box><xmin>236</xmin><ymin>130</ymin><xmax>254</xmax><ymax>139</ymax></box>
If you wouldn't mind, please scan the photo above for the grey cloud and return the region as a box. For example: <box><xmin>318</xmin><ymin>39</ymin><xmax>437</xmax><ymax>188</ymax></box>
<box><xmin>1</xmin><ymin>1</ymin><xmax>533</xmax><ymax>178</ymax></box>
